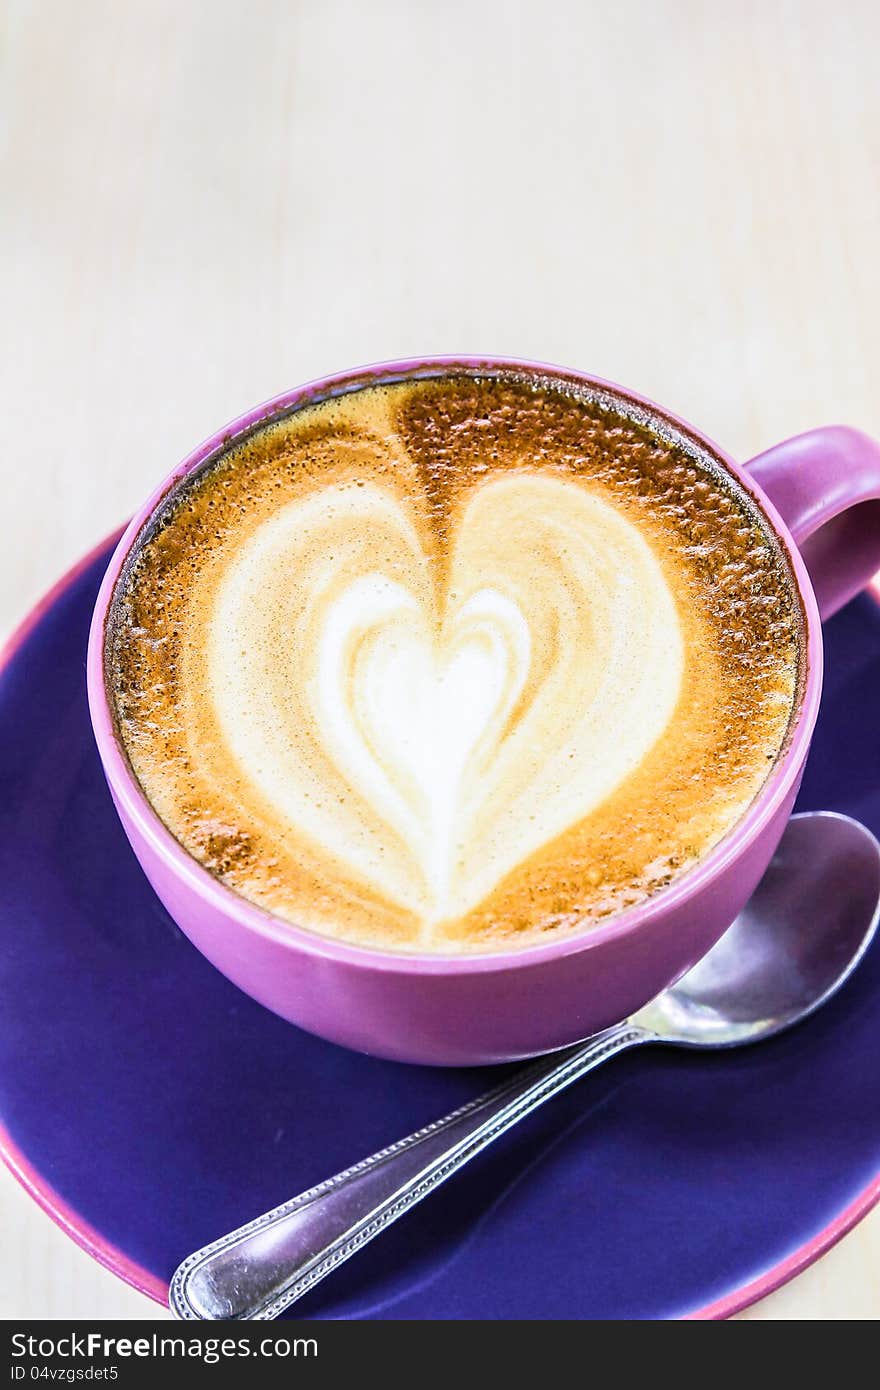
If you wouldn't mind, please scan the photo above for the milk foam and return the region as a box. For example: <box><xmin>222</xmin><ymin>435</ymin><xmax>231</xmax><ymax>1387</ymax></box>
<box><xmin>108</xmin><ymin>373</ymin><xmax>802</xmax><ymax>952</ymax></box>
<box><xmin>207</xmin><ymin>472</ymin><xmax>684</xmax><ymax>930</ymax></box>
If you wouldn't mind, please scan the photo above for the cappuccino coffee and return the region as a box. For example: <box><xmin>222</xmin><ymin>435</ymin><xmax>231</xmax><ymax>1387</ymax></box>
<box><xmin>106</xmin><ymin>372</ymin><xmax>804</xmax><ymax>952</ymax></box>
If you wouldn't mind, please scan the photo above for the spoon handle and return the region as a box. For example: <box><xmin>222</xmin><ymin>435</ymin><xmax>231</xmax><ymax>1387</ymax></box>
<box><xmin>169</xmin><ymin>1022</ymin><xmax>647</xmax><ymax>1320</ymax></box>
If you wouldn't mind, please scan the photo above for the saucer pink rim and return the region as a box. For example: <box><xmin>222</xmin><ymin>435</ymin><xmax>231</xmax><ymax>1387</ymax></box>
<box><xmin>0</xmin><ymin>1124</ymin><xmax>168</xmax><ymax>1307</ymax></box>
<box><xmin>3</xmin><ymin>530</ymin><xmax>880</xmax><ymax>1319</ymax></box>
<box><xmin>85</xmin><ymin>355</ymin><xmax>825</xmax><ymax>977</ymax></box>
<box><xmin>687</xmin><ymin>1177</ymin><xmax>880</xmax><ymax>1319</ymax></box>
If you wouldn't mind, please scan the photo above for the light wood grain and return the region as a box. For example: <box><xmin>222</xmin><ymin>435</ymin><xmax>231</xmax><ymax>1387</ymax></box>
<box><xmin>2</xmin><ymin>0</ymin><xmax>879</xmax><ymax>1320</ymax></box>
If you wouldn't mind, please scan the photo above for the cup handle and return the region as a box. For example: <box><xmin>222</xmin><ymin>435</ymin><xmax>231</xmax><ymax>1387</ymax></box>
<box><xmin>744</xmin><ymin>426</ymin><xmax>880</xmax><ymax>621</ymax></box>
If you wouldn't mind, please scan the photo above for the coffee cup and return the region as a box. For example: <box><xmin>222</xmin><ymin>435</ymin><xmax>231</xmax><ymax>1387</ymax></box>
<box><xmin>87</xmin><ymin>357</ymin><xmax>880</xmax><ymax>1064</ymax></box>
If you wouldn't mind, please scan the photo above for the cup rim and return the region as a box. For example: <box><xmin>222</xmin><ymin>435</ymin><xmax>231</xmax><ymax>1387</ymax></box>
<box><xmin>86</xmin><ymin>354</ymin><xmax>824</xmax><ymax>977</ymax></box>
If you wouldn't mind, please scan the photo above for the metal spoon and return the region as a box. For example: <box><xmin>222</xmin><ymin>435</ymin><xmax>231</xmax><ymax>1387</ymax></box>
<box><xmin>169</xmin><ymin>810</ymin><xmax>880</xmax><ymax>1320</ymax></box>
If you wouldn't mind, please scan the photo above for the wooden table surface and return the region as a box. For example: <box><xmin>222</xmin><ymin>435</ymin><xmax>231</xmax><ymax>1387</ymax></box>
<box><xmin>2</xmin><ymin>0</ymin><xmax>879</xmax><ymax>1320</ymax></box>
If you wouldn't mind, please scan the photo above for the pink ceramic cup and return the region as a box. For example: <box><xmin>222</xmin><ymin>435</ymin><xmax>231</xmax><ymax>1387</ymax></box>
<box><xmin>86</xmin><ymin>357</ymin><xmax>880</xmax><ymax>1065</ymax></box>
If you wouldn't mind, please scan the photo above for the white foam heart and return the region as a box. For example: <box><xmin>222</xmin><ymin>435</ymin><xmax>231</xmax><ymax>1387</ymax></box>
<box><xmin>207</xmin><ymin>473</ymin><xmax>684</xmax><ymax>928</ymax></box>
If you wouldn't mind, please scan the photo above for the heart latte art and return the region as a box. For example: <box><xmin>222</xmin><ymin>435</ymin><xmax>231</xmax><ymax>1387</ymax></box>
<box><xmin>208</xmin><ymin>475</ymin><xmax>683</xmax><ymax>925</ymax></box>
<box><xmin>107</xmin><ymin>375</ymin><xmax>803</xmax><ymax>952</ymax></box>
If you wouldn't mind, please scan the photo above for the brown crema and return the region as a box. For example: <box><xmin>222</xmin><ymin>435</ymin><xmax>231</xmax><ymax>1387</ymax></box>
<box><xmin>106</xmin><ymin>373</ymin><xmax>805</xmax><ymax>953</ymax></box>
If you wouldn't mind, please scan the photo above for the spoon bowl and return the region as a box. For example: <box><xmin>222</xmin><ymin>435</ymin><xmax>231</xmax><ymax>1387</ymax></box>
<box><xmin>637</xmin><ymin>811</ymin><xmax>880</xmax><ymax>1046</ymax></box>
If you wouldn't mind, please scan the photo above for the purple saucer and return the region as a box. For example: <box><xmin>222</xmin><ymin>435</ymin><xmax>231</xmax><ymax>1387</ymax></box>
<box><xmin>1</xmin><ymin>534</ymin><xmax>879</xmax><ymax>1320</ymax></box>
